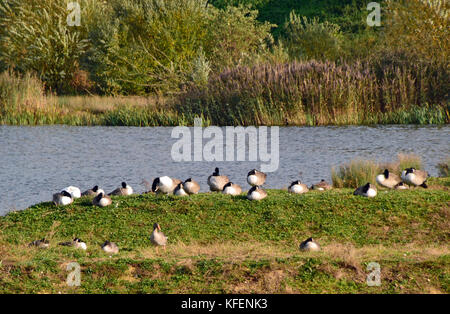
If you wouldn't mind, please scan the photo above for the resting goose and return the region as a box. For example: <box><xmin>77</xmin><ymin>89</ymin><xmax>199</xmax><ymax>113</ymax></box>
<box><xmin>394</xmin><ymin>182</ymin><xmax>409</xmax><ymax>190</ymax></box>
<box><xmin>52</xmin><ymin>190</ymin><xmax>73</xmax><ymax>206</ymax></box>
<box><xmin>174</xmin><ymin>183</ymin><xmax>189</xmax><ymax>196</ymax></box>
<box><xmin>222</xmin><ymin>182</ymin><xmax>242</xmax><ymax>196</ymax></box>
<box><xmin>247</xmin><ymin>186</ymin><xmax>267</xmax><ymax>201</ymax></box>
<box><xmin>152</xmin><ymin>176</ymin><xmax>182</xmax><ymax>194</ymax></box>
<box><xmin>288</xmin><ymin>180</ymin><xmax>309</xmax><ymax>194</ymax></box>
<box><xmin>353</xmin><ymin>183</ymin><xmax>377</xmax><ymax>197</ymax></box>
<box><xmin>63</xmin><ymin>186</ymin><xmax>81</xmax><ymax>199</ymax></box>
<box><xmin>207</xmin><ymin>167</ymin><xmax>230</xmax><ymax>192</ymax></box>
<box><xmin>28</xmin><ymin>239</ymin><xmax>50</xmax><ymax>249</ymax></box>
<box><xmin>92</xmin><ymin>192</ymin><xmax>112</xmax><ymax>207</ymax></box>
<box><xmin>81</xmin><ymin>185</ymin><xmax>105</xmax><ymax>197</ymax></box>
<box><xmin>59</xmin><ymin>238</ymin><xmax>87</xmax><ymax>250</ymax></box>
<box><xmin>299</xmin><ymin>238</ymin><xmax>321</xmax><ymax>252</ymax></box>
<box><xmin>402</xmin><ymin>168</ymin><xmax>429</xmax><ymax>188</ymax></box>
<box><xmin>311</xmin><ymin>180</ymin><xmax>332</xmax><ymax>191</ymax></box>
<box><xmin>101</xmin><ymin>241</ymin><xmax>119</xmax><ymax>254</ymax></box>
<box><xmin>376</xmin><ymin>169</ymin><xmax>401</xmax><ymax>189</ymax></box>
<box><xmin>109</xmin><ymin>182</ymin><xmax>133</xmax><ymax>196</ymax></box>
<box><xmin>247</xmin><ymin>169</ymin><xmax>267</xmax><ymax>186</ymax></box>
<box><xmin>183</xmin><ymin>178</ymin><xmax>200</xmax><ymax>195</ymax></box>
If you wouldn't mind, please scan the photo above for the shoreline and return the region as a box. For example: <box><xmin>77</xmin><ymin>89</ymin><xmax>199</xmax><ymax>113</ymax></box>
<box><xmin>1</xmin><ymin>95</ymin><xmax>448</xmax><ymax>127</ymax></box>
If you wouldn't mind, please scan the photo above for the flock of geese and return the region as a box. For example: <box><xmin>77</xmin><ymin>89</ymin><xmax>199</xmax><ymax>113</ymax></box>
<box><xmin>30</xmin><ymin>167</ymin><xmax>429</xmax><ymax>253</ymax></box>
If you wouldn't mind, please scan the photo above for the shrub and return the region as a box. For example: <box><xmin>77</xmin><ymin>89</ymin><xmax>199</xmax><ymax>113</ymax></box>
<box><xmin>202</xmin><ymin>5</ymin><xmax>275</xmax><ymax>71</ymax></box>
<box><xmin>282</xmin><ymin>12</ymin><xmax>343</xmax><ymax>61</ymax></box>
<box><xmin>83</xmin><ymin>0</ymin><xmax>274</xmax><ymax>94</ymax></box>
<box><xmin>384</xmin><ymin>0</ymin><xmax>449</xmax><ymax>64</ymax></box>
<box><xmin>0</xmin><ymin>0</ymin><xmax>99</xmax><ymax>93</ymax></box>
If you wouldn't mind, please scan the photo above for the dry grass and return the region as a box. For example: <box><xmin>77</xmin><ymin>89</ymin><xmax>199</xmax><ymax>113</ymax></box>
<box><xmin>380</xmin><ymin>153</ymin><xmax>423</xmax><ymax>173</ymax></box>
<box><xmin>56</xmin><ymin>95</ymin><xmax>170</xmax><ymax>114</ymax></box>
<box><xmin>139</xmin><ymin>241</ymin><xmax>295</xmax><ymax>262</ymax></box>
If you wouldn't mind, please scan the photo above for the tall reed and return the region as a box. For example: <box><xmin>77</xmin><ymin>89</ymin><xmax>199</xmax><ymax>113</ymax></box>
<box><xmin>332</xmin><ymin>159</ymin><xmax>380</xmax><ymax>188</ymax></box>
<box><xmin>178</xmin><ymin>60</ymin><xmax>449</xmax><ymax>126</ymax></box>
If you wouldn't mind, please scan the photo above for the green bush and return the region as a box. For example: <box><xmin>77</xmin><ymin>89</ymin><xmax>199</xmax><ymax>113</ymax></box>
<box><xmin>0</xmin><ymin>0</ymin><xmax>98</xmax><ymax>93</ymax></box>
<box><xmin>83</xmin><ymin>0</ymin><xmax>274</xmax><ymax>94</ymax></box>
<box><xmin>384</xmin><ymin>0</ymin><xmax>449</xmax><ymax>64</ymax></box>
<box><xmin>283</xmin><ymin>12</ymin><xmax>343</xmax><ymax>61</ymax></box>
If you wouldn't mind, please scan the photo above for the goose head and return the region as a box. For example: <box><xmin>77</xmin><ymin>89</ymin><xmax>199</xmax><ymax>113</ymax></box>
<box><xmin>152</xmin><ymin>178</ymin><xmax>160</xmax><ymax>192</ymax></box>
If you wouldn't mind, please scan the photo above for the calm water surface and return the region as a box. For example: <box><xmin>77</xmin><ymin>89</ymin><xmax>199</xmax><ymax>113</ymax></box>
<box><xmin>0</xmin><ymin>125</ymin><xmax>448</xmax><ymax>215</ymax></box>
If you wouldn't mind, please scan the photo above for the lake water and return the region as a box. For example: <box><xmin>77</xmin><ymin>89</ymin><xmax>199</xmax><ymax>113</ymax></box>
<box><xmin>0</xmin><ymin>125</ymin><xmax>448</xmax><ymax>215</ymax></box>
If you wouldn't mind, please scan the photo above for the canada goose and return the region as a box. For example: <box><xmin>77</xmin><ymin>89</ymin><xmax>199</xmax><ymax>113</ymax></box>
<box><xmin>152</xmin><ymin>176</ymin><xmax>182</xmax><ymax>194</ymax></box>
<box><xmin>150</xmin><ymin>223</ymin><xmax>167</xmax><ymax>253</ymax></box>
<box><xmin>52</xmin><ymin>190</ymin><xmax>73</xmax><ymax>206</ymax></box>
<box><xmin>403</xmin><ymin>168</ymin><xmax>429</xmax><ymax>188</ymax></box>
<box><xmin>394</xmin><ymin>182</ymin><xmax>409</xmax><ymax>190</ymax></box>
<box><xmin>247</xmin><ymin>186</ymin><xmax>267</xmax><ymax>200</ymax></box>
<box><xmin>207</xmin><ymin>167</ymin><xmax>230</xmax><ymax>192</ymax></box>
<box><xmin>311</xmin><ymin>179</ymin><xmax>332</xmax><ymax>191</ymax></box>
<box><xmin>92</xmin><ymin>192</ymin><xmax>112</xmax><ymax>207</ymax></box>
<box><xmin>63</xmin><ymin>186</ymin><xmax>81</xmax><ymax>199</ymax></box>
<box><xmin>109</xmin><ymin>182</ymin><xmax>133</xmax><ymax>196</ymax></box>
<box><xmin>353</xmin><ymin>183</ymin><xmax>377</xmax><ymax>197</ymax></box>
<box><xmin>299</xmin><ymin>238</ymin><xmax>321</xmax><ymax>252</ymax></box>
<box><xmin>247</xmin><ymin>169</ymin><xmax>267</xmax><ymax>186</ymax></box>
<box><xmin>174</xmin><ymin>183</ymin><xmax>188</xmax><ymax>196</ymax></box>
<box><xmin>288</xmin><ymin>180</ymin><xmax>309</xmax><ymax>194</ymax></box>
<box><xmin>81</xmin><ymin>185</ymin><xmax>105</xmax><ymax>197</ymax></box>
<box><xmin>59</xmin><ymin>238</ymin><xmax>87</xmax><ymax>250</ymax></box>
<box><xmin>28</xmin><ymin>239</ymin><xmax>50</xmax><ymax>249</ymax></box>
<box><xmin>376</xmin><ymin>169</ymin><xmax>401</xmax><ymax>189</ymax></box>
<box><xmin>101</xmin><ymin>241</ymin><xmax>119</xmax><ymax>254</ymax></box>
<box><xmin>183</xmin><ymin>178</ymin><xmax>200</xmax><ymax>195</ymax></box>
<box><xmin>222</xmin><ymin>182</ymin><xmax>242</xmax><ymax>195</ymax></box>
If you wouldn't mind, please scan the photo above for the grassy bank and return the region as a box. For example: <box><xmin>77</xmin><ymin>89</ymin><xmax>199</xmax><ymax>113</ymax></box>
<box><xmin>1</xmin><ymin>177</ymin><xmax>449</xmax><ymax>293</ymax></box>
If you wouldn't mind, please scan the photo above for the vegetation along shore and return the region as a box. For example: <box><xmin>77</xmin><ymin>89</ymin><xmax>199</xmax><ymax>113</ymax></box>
<box><xmin>0</xmin><ymin>0</ymin><xmax>448</xmax><ymax>126</ymax></box>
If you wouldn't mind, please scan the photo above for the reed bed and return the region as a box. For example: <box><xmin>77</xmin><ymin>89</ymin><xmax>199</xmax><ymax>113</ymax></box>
<box><xmin>332</xmin><ymin>154</ymin><xmax>424</xmax><ymax>188</ymax></box>
<box><xmin>1</xmin><ymin>60</ymin><xmax>448</xmax><ymax>127</ymax></box>
<box><xmin>178</xmin><ymin>60</ymin><xmax>449</xmax><ymax>126</ymax></box>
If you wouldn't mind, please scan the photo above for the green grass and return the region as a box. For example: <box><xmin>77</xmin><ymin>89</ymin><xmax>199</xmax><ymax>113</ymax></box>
<box><xmin>0</xmin><ymin>177</ymin><xmax>449</xmax><ymax>293</ymax></box>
